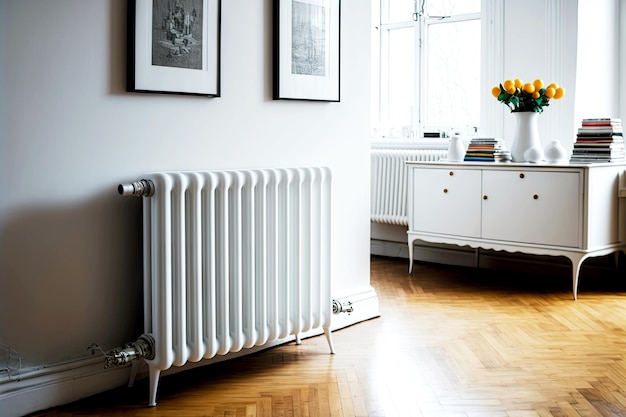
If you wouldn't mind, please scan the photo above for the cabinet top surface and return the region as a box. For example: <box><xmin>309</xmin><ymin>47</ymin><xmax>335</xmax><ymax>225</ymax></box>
<box><xmin>406</xmin><ymin>161</ymin><xmax>626</xmax><ymax>170</ymax></box>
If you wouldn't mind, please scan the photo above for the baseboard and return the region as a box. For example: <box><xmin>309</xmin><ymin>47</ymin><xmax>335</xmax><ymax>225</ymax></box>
<box><xmin>371</xmin><ymin>239</ymin><xmax>477</xmax><ymax>267</ymax></box>
<box><xmin>370</xmin><ymin>238</ymin><xmax>408</xmax><ymax>259</ymax></box>
<box><xmin>0</xmin><ymin>288</ymin><xmax>380</xmax><ymax>417</ymax></box>
<box><xmin>0</xmin><ymin>356</ymin><xmax>133</xmax><ymax>417</ymax></box>
<box><xmin>330</xmin><ymin>287</ymin><xmax>380</xmax><ymax>330</ymax></box>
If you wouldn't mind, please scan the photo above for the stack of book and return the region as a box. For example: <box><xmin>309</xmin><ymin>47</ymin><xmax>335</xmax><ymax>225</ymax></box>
<box><xmin>570</xmin><ymin>118</ymin><xmax>625</xmax><ymax>163</ymax></box>
<box><xmin>464</xmin><ymin>138</ymin><xmax>511</xmax><ymax>162</ymax></box>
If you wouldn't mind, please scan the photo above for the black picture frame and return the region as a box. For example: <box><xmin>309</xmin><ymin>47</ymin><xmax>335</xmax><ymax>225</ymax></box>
<box><xmin>273</xmin><ymin>0</ymin><xmax>340</xmax><ymax>102</ymax></box>
<box><xmin>127</xmin><ymin>0</ymin><xmax>221</xmax><ymax>97</ymax></box>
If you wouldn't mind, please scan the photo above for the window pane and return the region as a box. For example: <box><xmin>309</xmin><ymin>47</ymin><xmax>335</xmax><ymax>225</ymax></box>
<box><xmin>426</xmin><ymin>0</ymin><xmax>480</xmax><ymax>16</ymax></box>
<box><xmin>384</xmin><ymin>27</ymin><xmax>415</xmax><ymax>130</ymax></box>
<box><xmin>425</xmin><ymin>19</ymin><xmax>480</xmax><ymax>129</ymax></box>
<box><xmin>382</xmin><ymin>0</ymin><xmax>415</xmax><ymax>23</ymax></box>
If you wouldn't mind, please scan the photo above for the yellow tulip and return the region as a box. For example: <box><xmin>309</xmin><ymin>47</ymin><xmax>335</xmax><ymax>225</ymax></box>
<box><xmin>523</xmin><ymin>83</ymin><xmax>535</xmax><ymax>94</ymax></box>
<box><xmin>533</xmin><ymin>79</ymin><xmax>544</xmax><ymax>90</ymax></box>
<box><xmin>544</xmin><ymin>87</ymin><xmax>556</xmax><ymax>99</ymax></box>
<box><xmin>514</xmin><ymin>78</ymin><xmax>523</xmax><ymax>89</ymax></box>
<box><xmin>491</xmin><ymin>86</ymin><xmax>501</xmax><ymax>98</ymax></box>
<box><xmin>553</xmin><ymin>87</ymin><xmax>565</xmax><ymax>99</ymax></box>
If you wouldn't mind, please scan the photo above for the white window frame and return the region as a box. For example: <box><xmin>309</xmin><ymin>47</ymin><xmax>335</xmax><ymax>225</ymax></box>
<box><xmin>373</xmin><ymin>1</ymin><xmax>484</xmax><ymax>138</ymax></box>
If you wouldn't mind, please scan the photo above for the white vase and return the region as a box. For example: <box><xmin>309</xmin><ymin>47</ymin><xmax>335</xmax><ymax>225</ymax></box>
<box><xmin>544</xmin><ymin>140</ymin><xmax>569</xmax><ymax>163</ymax></box>
<box><xmin>510</xmin><ymin>111</ymin><xmax>543</xmax><ymax>162</ymax></box>
<box><xmin>447</xmin><ymin>135</ymin><xmax>466</xmax><ymax>162</ymax></box>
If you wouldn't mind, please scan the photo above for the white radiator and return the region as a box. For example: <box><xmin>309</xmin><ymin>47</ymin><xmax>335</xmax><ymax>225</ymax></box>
<box><xmin>371</xmin><ymin>149</ymin><xmax>446</xmax><ymax>226</ymax></box>
<box><xmin>120</xmin><ymin>167</ymin><xmax>335</xmax><ymax>406</ymax></box>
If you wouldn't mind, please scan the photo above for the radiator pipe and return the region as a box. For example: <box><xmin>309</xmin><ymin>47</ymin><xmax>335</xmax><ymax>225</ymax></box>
<box><xmin>332</xmin><ymin>299</ymin><xmax>353</xmax><ymax>314</ymax></box>
<box><xmin>118</xmin><ymin>179</ymin><xmax>155</xmax><ymax>197</ymax></box>
<box><xmin>103</xmin><ymin>334</ymin><xmax>155</xmax><ymax>368</ymax></box>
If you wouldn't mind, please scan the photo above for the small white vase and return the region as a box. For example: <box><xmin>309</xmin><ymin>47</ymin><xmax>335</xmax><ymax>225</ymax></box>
<box><xmin>523</xmin><ymin>146</ymin><xmax>544</xmax><ymax>163</ymax></box>
<box><xmin>510</xmin><ymin>111</ymin><xmax>543</xmax><ymax>162</ymax></box>
<box><xmin>544</xmin><ymin>140</ymin><xmax>569</xmax><ymax>163</ymax></box>
<box><xmin>447</xmin><ymin>135</ymin><xmax>466</xmax><ymax>162</ymax></box>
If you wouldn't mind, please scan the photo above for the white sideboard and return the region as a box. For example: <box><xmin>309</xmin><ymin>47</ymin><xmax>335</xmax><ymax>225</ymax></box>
<box><xmin>406</xmin><ymin>161</ymin><xmax>626</xmax><ymax>299</ymax></box>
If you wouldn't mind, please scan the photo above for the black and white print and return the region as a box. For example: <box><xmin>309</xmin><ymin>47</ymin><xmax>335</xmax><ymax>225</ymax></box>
<box><xmin>152</xmin><ymin>0</ymin><xmax>203</xmax><ymax>70</ymax></box>
<box><xmin>291</xmin><ymin>1</ymin><xmax>326</xmax><ymax>77</ymax></box>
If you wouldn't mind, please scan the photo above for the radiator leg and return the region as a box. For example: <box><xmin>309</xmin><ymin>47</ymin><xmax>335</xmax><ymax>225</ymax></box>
<box><xmin>128</xmin><ymin>360</ymin><xmax>140</xmax><ymax>388</ymax></box>
<box><xmin>295</xmin><ymin>334</ymin><xmax>302</xmax><ymax>345</ymax></box>
<box><xmin>148</xmin><ymin>366</ymin><xmax>161</xmax><ymax>407</ymax></box>
<box><xmin>323</xmin><ymin>327</ymin><xmax>336</xmax><ymax>354</ymax></box>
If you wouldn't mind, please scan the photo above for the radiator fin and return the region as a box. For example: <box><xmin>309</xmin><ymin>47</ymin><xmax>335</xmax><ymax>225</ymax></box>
<box><xmin>370</xmin><ymin>149</ymin><xmax>446</xmax><ymax>225</ymax></box>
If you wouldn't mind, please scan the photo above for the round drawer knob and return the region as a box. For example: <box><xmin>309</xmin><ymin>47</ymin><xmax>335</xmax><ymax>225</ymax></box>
<box><xmin>533</xmin><ymin>194</ymin><xmax>539</xmax><ymax>200</ymax></box>
<box><xmin>483</xmin><ymin>195</ymin><xmax>488</xmax><ymax>200</ymax></box>
<box><xmin>449</xmin><ymin>171</ymin><xmax>454</xmax><ymax>176</ymax></box>
<box><xmin>443</xmin><ymin>188</ymin><xmax>448</xmax><ymax>193</ymax></box>
<box><xmin>519</xmin><ymin>173</ymin><xmax>525</xmax><ymax>179</ymax></box>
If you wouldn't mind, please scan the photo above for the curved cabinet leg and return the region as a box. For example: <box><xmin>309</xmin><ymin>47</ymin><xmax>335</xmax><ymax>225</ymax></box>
<box><xmin>408</xmin><ymin>237</ymin><xmax>415</xmax><ymax>274</ymax></box>
<box><xmin>567</xmin><ymin>253</ymin><xmax>587</xmax><ymax>301</ymax></box>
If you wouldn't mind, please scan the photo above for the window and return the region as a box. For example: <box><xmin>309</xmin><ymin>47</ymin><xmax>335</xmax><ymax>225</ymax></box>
<box><xmin>374</xmin><ymin>0</ymin><xmax>481</xmax><ymax>138</ymax></box>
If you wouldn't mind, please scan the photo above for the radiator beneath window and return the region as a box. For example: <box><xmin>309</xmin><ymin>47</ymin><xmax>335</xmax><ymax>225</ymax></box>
<box><xmin>371</xmin><ymin>149</ymin><xmax>446</xmax><ymax>226</ymax></box>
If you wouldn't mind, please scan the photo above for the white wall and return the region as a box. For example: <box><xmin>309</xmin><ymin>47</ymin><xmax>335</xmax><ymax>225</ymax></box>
<box><xmin>487</xmin><ymin>0</ymin><xmax>622</xmax><ymax>155</ymax></box>
<box><xmin>622</xmin><ymin>0</ymin><xmax>626</xmax><ymax>120</ymax></box>
<box><xmin>575</xmin><ymin>0</ymin><xmax>622</xmax><ymax>125</ymax></box>
<box><xmin>0</xmin><ymin>0</ymin><xmax>376</xmax><ymax>415</ymax></box>
<box><xmin>494</xmin><ymin>0</ymin><xmax>579</xmax><ymax>153</ymax></box>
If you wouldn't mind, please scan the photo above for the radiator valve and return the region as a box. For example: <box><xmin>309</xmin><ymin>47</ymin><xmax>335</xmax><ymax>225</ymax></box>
<box><xmin>118</xmin><ymin>179</ymin><xmax>155</xmax><ymax>197</ymax></box>
<box><xmin>103</xmin><ymin>334</ymin><xmax>155</xmax><ymax>368</ymax></box>
<box><xmin>332</xmin><ymin>299</ymin><xmax>353</xmax><ymax>314</ymax></box>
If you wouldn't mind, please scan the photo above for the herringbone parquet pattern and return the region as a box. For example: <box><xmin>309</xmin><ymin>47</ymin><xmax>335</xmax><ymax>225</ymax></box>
<box><xmin>29</xmin><ymin>256</ymin><xmax>626</xmax><ymax>417</ymax></box>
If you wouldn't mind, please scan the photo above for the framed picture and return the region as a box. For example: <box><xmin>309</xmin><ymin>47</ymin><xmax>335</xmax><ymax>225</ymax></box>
<box><xmin>127</xmin><ymin>0</ymin><xmax>221</xmax><ymax>97</ymax></box>
<box><xmin>273</xmin><ymin>0</ymin><xmax>340</xmax><ymax>102</ymax></box>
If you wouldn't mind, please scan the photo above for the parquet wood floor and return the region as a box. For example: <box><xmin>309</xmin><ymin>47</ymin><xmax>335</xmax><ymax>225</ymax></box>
<box><xmin>29</xmin><ymin>256</ymin><xmax>626</xmax><ymax>417</ymax></box>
